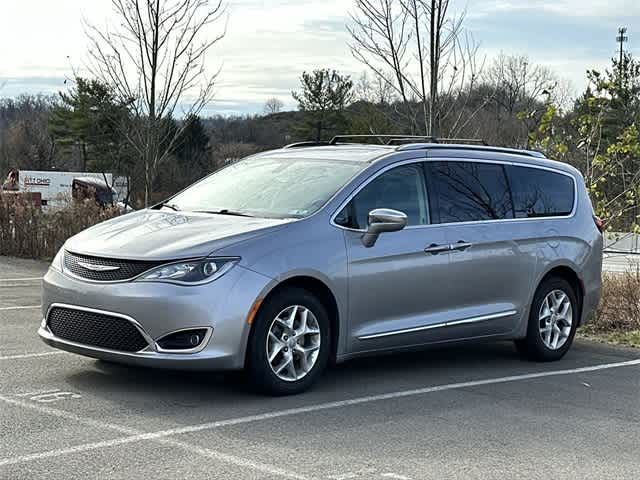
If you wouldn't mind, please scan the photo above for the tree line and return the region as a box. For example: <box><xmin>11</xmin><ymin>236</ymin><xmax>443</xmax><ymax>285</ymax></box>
<box><xmin>0</xmin><ymin>0</ymin><xmax>638</xmax><ymax>231</ymax></box>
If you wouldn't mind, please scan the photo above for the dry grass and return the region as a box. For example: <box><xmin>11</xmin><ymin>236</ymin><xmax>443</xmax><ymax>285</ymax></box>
<box><xmin>589</xmin><ymin>270</ymin><xmax>640</xmax><ymax>333</ymax></box>
<box><xmin>579</xmin><ymin>330</ymin><xmax>640</xmax><ymax>348</ymax></box>
<box><xmin>0</xmin><ymin>196</ymin><xmax>120</xmax><ymax>259</ymax></box>
<box><xmin>581</xmin><ymin>270</ymin><xmax>640</xmax><ymax>348</ymax></box>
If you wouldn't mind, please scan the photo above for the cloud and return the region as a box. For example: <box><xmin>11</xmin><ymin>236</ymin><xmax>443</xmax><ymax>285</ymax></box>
<box><xmin>469</xmin><ymin>0</ymin><xmax>640</xmax><ymax>18</ymax></box>
<box><xmin>1</xmin><ymin>0</ymin><xmax>637</xmax><ymax>115</ymax></box>
<box><xmin>0</xmin><ymin>77</ymin><xmax>66</xmax><ymax>98</ymax></box>
<box><xmin>464</xmin><ymin>0</ymin><xmax>637</xmax><ymax>90</ymax></box>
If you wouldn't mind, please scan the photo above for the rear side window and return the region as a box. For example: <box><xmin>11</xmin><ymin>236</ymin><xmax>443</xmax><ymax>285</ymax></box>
<box><xmin>427</xmin><ymin>161</ymin><xmax>514</xmax><ymax>223</ymax></box>
<box><xmin>336</xmin><ymin>164</ymin><xmax>429</xmax><ymax>229</ymax></box>
<box><xmin>506</xmin><ymin>165</ymin><xmax>574</xmax><ymax>218</ymax></box>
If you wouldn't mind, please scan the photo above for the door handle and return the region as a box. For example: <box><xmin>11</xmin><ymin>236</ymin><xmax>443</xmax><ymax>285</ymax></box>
<box><xmin>424</xmin><ymin>243</ymin><xmax>450</xmax><ymax>255</ymax></box>
<box><xmin>450</xmin><ymin>241</ymin><xmax>472</xmax><ymax>252</ymax></box>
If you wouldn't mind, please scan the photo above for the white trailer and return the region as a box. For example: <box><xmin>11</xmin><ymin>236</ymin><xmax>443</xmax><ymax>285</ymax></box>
<box><xmin>15</xmin><ymin>170</ymin><xmax>128</xmax><ymax>208</ymax></box>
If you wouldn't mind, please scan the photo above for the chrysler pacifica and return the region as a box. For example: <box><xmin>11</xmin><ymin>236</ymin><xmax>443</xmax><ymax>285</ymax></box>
<box><xmin>39</xmin><ymin>137</ymin><xmax>603</xmax><ymax>395</ymax></box>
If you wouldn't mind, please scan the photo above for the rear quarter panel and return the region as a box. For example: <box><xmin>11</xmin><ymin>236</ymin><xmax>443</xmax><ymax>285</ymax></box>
<box><xmin>519</xmin><ymin>185</ymin><xmax>602</xmax><ymax>335</ymax></box>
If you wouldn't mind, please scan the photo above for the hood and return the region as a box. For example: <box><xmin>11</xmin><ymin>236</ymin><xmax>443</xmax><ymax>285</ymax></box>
<box><xmin>65</xmin><ymin>209</ymin><xmax>291</xmax><ymax>260</ymax></box>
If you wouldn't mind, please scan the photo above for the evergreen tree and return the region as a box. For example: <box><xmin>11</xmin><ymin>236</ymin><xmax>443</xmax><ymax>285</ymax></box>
<box><xmin>292</xmin><ymin>69</ymin><xmax>354</xmax><ymax>141</ymax></box>
<box><xmin>49</xmin><ymin>77</ymin><xmax>134</xmax><ymax>175</ymax></box>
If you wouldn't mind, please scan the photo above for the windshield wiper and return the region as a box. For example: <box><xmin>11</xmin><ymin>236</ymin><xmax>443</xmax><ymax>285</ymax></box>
<box><xmin>158</xmin><ymin>202</ymin><xmax>181</xmax><ymax>211</ymax></box>
<box><xmin>194</xmin><ymin>209</ymin><xmax>254</xmax><ymax>218</ymax></box>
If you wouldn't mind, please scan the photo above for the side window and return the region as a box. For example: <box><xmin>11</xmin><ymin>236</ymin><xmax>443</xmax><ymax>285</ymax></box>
<box><xmin>507</xmin><ymin>165</ymin><xmax>574</xmax><ymax>218</ymax></box>
<box><xmin>336</xmin><ymin>164</ymin><xmax>429</xmax><ymax>229</ymax></box>
<box><xmin>428</xmin><ymin>161</ymin><xmax>514</xmax><ymax>223</ymax></box>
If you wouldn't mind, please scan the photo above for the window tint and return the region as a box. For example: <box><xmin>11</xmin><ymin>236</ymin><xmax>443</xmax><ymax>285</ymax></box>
<box><xmin>338</xmin><ymin>164</ymin><xmax>429</xmax><ymax>229</ymax></box>
<box><xmin>428</xmin><ymin>161</ymin><xmax>513</xmax><ymax>223</ymax></box>
<box><xmin>507</xmin><ymin>165</ymin><xmax>574</xmax><ymax>218</ymax></box>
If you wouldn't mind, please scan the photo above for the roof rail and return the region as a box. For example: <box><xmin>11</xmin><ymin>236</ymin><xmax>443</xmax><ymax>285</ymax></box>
<box><xmin>526</xmin><ymin>150</ymin><xmax>547</xmax><ymax>158</ymax></box>
<box><xmin>329</xmin><ymin>134</ymin><xmax>487</xmax><ymax>146</ymax></box>
<box><xmin>388</xmin><ymin>137</ymin><xmax>487</xmax><ymax>146</ymax></box>
<box><xmin>397</xmin><ymin>143</ymin><xmax>547</xmax><ymax>158</ymax></box>
<box><xmin>330</xmin><ymin>134</ymin><xmax>430</xmax><ymax>145</ymax></box>
<box><xmin>283</xmin><ymin>141</ymin><xmax>331</xmax><ymax>149</ymax></box>
<box><xmin>280</xmin><ymin>135</ymin><xmax>547</xmax><ymax>159</ymax></box>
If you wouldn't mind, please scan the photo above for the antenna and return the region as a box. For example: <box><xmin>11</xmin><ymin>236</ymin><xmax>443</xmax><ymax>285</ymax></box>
<box><xmin>617</xmin><ymin>26</ymin><xmax>629</xmax><ymax>69</ymax></box>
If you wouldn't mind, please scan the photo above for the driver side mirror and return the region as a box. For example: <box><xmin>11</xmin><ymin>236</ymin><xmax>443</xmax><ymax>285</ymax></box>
<box><xmin>361</xmin><ymin>208</ymin><xmax>408</xmax><ymax>247</ymax></box>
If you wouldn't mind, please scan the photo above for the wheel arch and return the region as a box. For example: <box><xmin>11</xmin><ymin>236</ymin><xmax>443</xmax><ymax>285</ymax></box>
<box><xmin>247</xmin><ymin>275</ymin><xmax>341</xmax><ymax>365</ymax></box>
<box><xmin>537</xmin><ymin>264</ymin><xmax>585</xmax><ymax>324</ymax></box>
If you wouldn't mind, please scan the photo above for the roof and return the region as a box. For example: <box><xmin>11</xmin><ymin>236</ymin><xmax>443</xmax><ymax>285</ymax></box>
<box><xmin>252</xmin><ymin>141</ymin><xmax>578</xmax><ymax>176</ymax></box>
<box><xmin>255</xmin><ymin>144</ymin><xmax>395</xmax><ymax>163</ymax></box>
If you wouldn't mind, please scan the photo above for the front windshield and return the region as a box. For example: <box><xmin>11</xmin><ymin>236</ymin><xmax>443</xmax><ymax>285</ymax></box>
<box><xmin>167</xmin><ymin>156</ymin><xmax>365</xmax><ymax>219</ymax></box>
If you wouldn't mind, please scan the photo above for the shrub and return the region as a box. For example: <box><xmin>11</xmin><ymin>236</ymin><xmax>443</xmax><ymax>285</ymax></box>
<box><xmin>0</xmin><ymin>196</ymin><xmax>120</xmax><ymax>259</ymax></box>
<box><xmin>589</xmin><ymin>270</ymin><xmax>640</xmax><ymax>333</ymax></box>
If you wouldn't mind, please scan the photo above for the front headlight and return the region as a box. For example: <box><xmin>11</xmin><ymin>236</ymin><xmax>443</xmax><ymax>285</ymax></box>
<box><xmin>50</xmin><ymin>246</ymin><xmax>65</xmax><ymax>272</ymax></box>
<box><xmin>135</xmin><ymin>257</ymin><xmax>239</xmax><ymax>285</ymax></box>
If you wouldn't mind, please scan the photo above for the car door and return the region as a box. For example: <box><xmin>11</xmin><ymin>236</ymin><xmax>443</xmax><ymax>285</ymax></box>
<box><xmin>335</xmin><ymin>162</ymin><xmax>460</xmax><ymax>353</ymax></box>
<box><xmin>425</xmin><ymin>159</ymin><xmax>537</xmax><ymax>337</ymax></box>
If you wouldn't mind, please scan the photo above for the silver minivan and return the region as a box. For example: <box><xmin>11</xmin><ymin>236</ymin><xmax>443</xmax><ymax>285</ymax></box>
<box><xmin>39</xmin><ymin>138</ymin><xmax>603</xmax><ymax>395</ymax></box>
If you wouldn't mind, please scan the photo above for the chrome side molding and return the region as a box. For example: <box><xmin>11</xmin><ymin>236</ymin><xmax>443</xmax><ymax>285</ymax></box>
<box><xmin>358</xmin><ymin>310</ymin><xmax>517</xmax><ymax>340</ymax></box>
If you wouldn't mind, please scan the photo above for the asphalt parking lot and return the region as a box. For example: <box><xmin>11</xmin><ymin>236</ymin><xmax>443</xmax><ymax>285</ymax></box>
<box><xmin>1</xmin><ymin>256</ymin><xmax>639</xmax><ymax>480</ymax></box>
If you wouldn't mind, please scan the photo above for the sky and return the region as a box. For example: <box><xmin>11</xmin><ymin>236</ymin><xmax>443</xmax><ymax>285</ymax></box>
<box><xmin>0</xmin><ymin>0</ymin><xmax>639</xmax><ymax>116</ymax></box>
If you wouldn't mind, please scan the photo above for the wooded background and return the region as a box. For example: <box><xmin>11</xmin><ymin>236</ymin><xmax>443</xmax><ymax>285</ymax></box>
<box><xmin>1</xmin><ymin>0</ymin><xmax>639</xmax><ymax>231</ymax></box>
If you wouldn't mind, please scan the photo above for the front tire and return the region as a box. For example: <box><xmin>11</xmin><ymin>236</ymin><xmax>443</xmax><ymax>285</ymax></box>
<box><xmin>247</xmin><ymin>287</ymin><xmax>330</xmax><ymax>395</ymax></box>
<box><xmin>515</xmin><ymin>277</ymin><xmax>578</xmax><ymax>362</ymax></box>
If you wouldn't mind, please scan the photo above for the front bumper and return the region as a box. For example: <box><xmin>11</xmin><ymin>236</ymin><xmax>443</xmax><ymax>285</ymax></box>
<box><xmin>39</xmin><ymin>264</ymin><xmax>272</xmax><ymax>370</ymax></box>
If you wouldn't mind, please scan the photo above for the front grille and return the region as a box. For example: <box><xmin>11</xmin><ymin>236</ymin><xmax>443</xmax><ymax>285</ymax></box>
<box><xmin>48</xmin><ymin>307</ymin><xmax>149</xmax><ymax>352</ymax></box>
<box><xmin>64</xmin><ymin>251</ymin><xmax>162</xmax><ymax>282</ymax></box>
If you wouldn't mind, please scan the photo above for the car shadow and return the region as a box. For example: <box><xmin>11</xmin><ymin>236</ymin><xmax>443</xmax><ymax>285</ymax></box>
<box><xmin>62</xmin><ymin>340</ymin><xmax>524</xmax><ymax>403</ymax></box>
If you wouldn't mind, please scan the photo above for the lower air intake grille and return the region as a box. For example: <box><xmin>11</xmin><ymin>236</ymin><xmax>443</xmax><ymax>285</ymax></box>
<box><xmin>47</xmin><ymin>307</ymin><xmax>149</xmax><ymax>352</ymax></box>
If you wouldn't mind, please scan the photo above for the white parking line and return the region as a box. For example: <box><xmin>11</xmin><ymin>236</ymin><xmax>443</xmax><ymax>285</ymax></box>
<box><xmin>0</xmin><ymin>305</ymin><xmax>41</xmax><ymax>311</ymax></box>
<box><xmin>0</xmin><ymin>435</ymin><xmax>312</xmax><ymax>479</ymax></box>
<box><xmin>15</xmin><ymin>388</ymin><xmax>65</xmax><ymax>397</ymax></box>
<box><xmin>0</xmin><ymin>393</ymin><xmax>312</xmax><ymax>479</ymax></box>
<box><xmin>0</xmin><ymin>358</ymin><xmax>638</xmax><ymax>472</ymax></box>
<box><xmin>381</xmin><ymin>474</ymin><xmax>412</xmax><ymax>480</ymax></box>
<box><xmin>0</xmin><ymin>277</ymin><xmax>43</xmax><ymax>282</ymax></box>
<box><xmin>0</xmin><ymin>351</ymin><xmax>65</xmax><ymax>361</ymax></box>
<box><xmin>0</xmin><ymin>393</ymin><xmax>136</xmax><ymax>434</ymax></box>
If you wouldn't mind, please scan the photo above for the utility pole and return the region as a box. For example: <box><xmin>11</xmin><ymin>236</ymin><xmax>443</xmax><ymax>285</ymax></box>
<box><xmin>429</xmin><ymin>0</ymin><xmax>437</xmax><ymax>138</ymax></box>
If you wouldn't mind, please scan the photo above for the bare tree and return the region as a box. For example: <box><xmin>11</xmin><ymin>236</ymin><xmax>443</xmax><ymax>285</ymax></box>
<box><xmin>354</xmin><ymin>71</ymin><xmax>396</xmax><ymax>104</ymax></box>
<box><xmin>348</xmin><ymin>1</ymin><xmax>416</xmax><ymax>130</ymax></box>
<box><xmin>263</xmin><ymin>97</ymin><xmax>284</xmax><ymax>115</ymax></box>
<box><xmin>86</xmin><ymin>0</ymin><xmax>227</xmax><ymax>205</ymax></box>
<box><xmin>348</xmin><ymin>0</ymin><xmax>487</xmax><ymax>137</ymax></box>
<box><xmin>211</xmin><ymin>142</ymin><xmax>261</xmax><ymax>170</ymax></box>
<box><xmin>484</xmin><ymin>53</ymin><xmax>557</xmax><ymax>114</ymax></box>
<box><xmin>483</xmin><ymin>53</ymin><xmax>568</xmax><ymax>146</ymax></box>
<box><xmin>0</xmin><ymin>95</ymin><xmax>58</xmax><ymax>173</ymax></box>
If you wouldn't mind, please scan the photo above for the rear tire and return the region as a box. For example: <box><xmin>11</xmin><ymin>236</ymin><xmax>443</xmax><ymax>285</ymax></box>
<box><xmin>246</xmin><ymin>287</ymin><xmax>330</xmax><ymax>396</ymax></box>
<box><xmin>515</xmin><ymin>277</ymin><xmax>578</xmax><ymax>362</ymax></box>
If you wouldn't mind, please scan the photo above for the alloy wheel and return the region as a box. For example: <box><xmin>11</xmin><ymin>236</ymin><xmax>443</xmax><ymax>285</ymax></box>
<box><xmin>266</xmin><ymin>305</ymin><xmax>321</xmax><ymax>382</ymax></box>
<box><xmin>538</xmin><ymin>289</ymin><xmax>573</xmax><ymax>350</ymax></box>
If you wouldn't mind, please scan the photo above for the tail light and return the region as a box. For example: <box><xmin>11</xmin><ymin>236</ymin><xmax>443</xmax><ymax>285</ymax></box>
<box><xmin>593</xmin><ymin>215</ymin><xmax>604</xmax><ymax>233</ymax></box>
